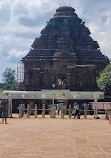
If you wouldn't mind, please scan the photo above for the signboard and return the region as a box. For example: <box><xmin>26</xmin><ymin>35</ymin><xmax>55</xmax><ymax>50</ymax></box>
<box><xmin>55</xmin><ymin>93</ymin><xmax>66</xmax><ymax>99</ymax></box>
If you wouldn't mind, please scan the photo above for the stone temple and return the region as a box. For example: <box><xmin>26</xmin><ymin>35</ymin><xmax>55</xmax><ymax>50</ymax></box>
<box><xmin>22</xmin><ymin>6</ymin><xmax>109</xmax><ymax>91</ymax></box>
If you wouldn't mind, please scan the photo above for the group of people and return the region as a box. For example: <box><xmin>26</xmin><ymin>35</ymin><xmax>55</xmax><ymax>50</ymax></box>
<box><xmin>56</xmin><ymin>102</ymin><xmax>80</xmax><ymax>119</ymax></box>
<box><xmin>56</xmin><ymin>102</ymin><xmax>93</xmax><ymax>119</ymax></box>
<box><xmin>52</xmin><ymin>79</ymin><xmax>67</xmax><ymax>89</ymax></box>
<box><xmin>72</xmin><ymin>102</ymin><xmax>93</xmax><ymax>119</ymax></box>
<box><xmin>0</xmin><ymin>99</ymin><xmax>8</xmax><ymax>124</ymax></box>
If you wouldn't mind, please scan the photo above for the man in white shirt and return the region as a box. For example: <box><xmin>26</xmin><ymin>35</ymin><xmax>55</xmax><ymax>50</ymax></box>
<box><xmin>74</xmin><ymin>103</ymin><xmax>80</xmax><ymax>119</ymax></box>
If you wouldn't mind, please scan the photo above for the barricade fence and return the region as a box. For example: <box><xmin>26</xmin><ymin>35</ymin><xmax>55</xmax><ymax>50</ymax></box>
<box><xmin>18</xmin><ymin>102</ymin><xmax>111</xmax><ymax>119</ymax></box>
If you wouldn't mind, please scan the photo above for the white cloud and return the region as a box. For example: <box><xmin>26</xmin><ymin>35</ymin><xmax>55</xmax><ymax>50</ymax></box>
<box><xmin>8</xmin><ymin>49</ymin><xmax>27</xmax><ymax>58</ymax></box>
<box><xmin>0</xmin><ymin>0</ymin><xmax>111</xmax><ymax>82</ymax></box>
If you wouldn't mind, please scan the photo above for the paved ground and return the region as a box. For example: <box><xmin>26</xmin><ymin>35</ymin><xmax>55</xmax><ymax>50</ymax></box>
<box><xmin>0</xmin><ymin>114</ymin><xmax>111</xmax><ymax>158</ymax></box>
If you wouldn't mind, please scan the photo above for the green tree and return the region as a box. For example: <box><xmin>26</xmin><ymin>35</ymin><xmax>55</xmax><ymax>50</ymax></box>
<box><xmin>2</xmin><ymin>68</ymin><xmax>17</xmax><ymax>90</ymax></box>
<box><xmin>97</xmin><ymin>61</ymin><xmax>111</xmax><ymax>92</ymax></box>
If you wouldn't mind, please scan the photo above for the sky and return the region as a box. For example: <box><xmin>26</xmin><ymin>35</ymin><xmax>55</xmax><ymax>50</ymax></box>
<box><xmin>0</xmin><ymin>0</ymin><xmax>111</xmax><ymax>82</ymax></box>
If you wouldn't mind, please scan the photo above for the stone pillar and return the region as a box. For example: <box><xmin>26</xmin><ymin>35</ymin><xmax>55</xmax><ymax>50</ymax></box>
<box><xmin>42</xmin><ymin>104</ymin><xmax>45</xmax><ymax>118</ymax></box>
<box><xmin>50</xmin><ymin>107</ymin><xmax>56</xmax><ymax>118</ymax></box>
<box><xmin>68</xmin><ymin>104</ymin><xmax>71</xmax><ymax>118</ymax></box>
<box><xmin>27</xmin><ymin>104</ymin><xmax>30</xmax><ymax>118</ymax></box>
<box><xmin>105</xmin><ymin>109</ymin><xmax>109</xmax><ymax>120</ymax></box>
<box><xmin>34</xmin><ymin>104</ymin><xmax>37</xmax><ymax>118</ymax></box>
<box><xmin>61</xmin><ymin>104</ymin><xmax>66</xmax><ymax>119</ymax></box>
<box><xmin>53</xmin><ymin>107</ymin><xmax>56</xmax><ymax>118</ymax></box>
<box><xmin>84</xmin><ymin>105</ymin><xmax>87</xmax><ymax>119</ymax></box>
<box><xmin>42</xmin><ymin>100</ymin><xmax>46</xmax><ymax>118</ymax></box>
<box><xmin>8</xmin><ymin>94</ymin><xmax>12</xmax><ymax>118</ymax></box>
<box><xmin>19</xmin><ymin>104</ymin><xmax>22</xmax><ymax>118</ymax></box>
<box><xmin>61</xmin><ymin>104</ymin><xmax>63</xmax><ymax>118</ymax></box>
<box><xmin>52</xmin><ymin>97</ymin><xmax>54</xmax><ymax>106</ymax></box>
<box><xmin>94</xmin><ymin>98</ymin><xmax>98</xmax><ymax>118</ymax></box>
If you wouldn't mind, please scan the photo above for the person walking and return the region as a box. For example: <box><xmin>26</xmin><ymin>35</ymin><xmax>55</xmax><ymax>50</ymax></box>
<box><xmin>74</xmin><ymin>103</ymin><xmax>80</xmax><ymax>119</ymax></box>
<box><xmin>82</xmin><ymin>102</ymin><xmax>89</xmax><ymax>115</ymax></box>
<box><xmin>1</xmin><ymin>99</ymin><xmax>8</xmax><ymax>124</ymax></box>
<box><xmin>57</xmin><ymin>103</ymin><xmax>61</xmax><ymax>115</ymax></box>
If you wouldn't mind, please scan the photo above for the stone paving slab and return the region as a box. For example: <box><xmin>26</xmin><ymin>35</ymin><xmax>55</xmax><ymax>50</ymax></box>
<box><xmin>0</xmin><ymin>115</ymin><xmax>111</xmax><ymax>158</ymax></box>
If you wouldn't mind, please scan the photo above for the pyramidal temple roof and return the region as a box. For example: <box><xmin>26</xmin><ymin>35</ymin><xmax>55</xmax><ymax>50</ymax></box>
<box><xmin>23</xmin><ymin>6</ymin><xmax>109</xmax><ymax>63</ymax></box>
<box><xmin>54</xmin><ymin>6</ymin><xmax>75</xmax><ymax>17</ymax></box>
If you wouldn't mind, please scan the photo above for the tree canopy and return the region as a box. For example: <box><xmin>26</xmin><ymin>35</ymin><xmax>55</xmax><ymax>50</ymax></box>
<box><xmin>97</xmin><ymin>61</ymin><xmax>111</xmax><ymax>92</ymax></box>
<box><xmin>1</xmin><ymin>68</ymin><xmax>17</xmax><ymax>90</ymax></box>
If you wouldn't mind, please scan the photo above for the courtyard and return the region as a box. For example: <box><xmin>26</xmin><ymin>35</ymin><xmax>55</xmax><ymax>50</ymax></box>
<box><xmin>0</xmin><ymin>115</ymin><xmax>111</xmax><ymax>158</ymax></box>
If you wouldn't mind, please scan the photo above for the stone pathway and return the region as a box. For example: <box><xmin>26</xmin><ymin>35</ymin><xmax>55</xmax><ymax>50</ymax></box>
<box><xmin>0</xmin><ymin>115</ymin><xmax>111</xmax><ymax>158</ymax></box>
